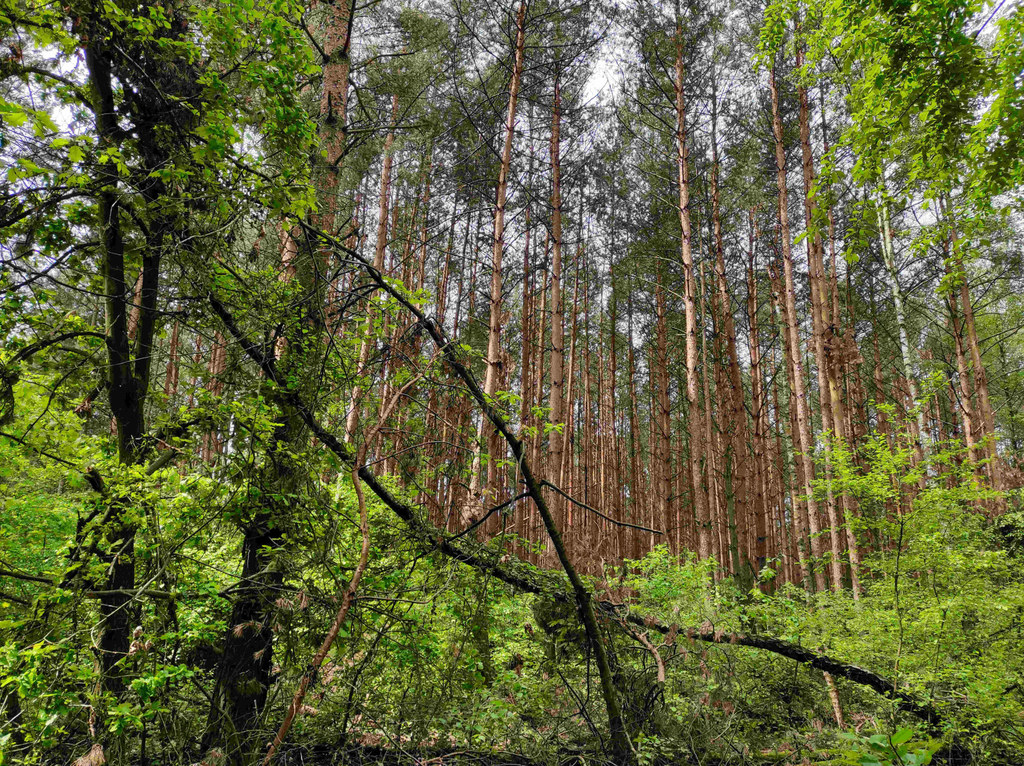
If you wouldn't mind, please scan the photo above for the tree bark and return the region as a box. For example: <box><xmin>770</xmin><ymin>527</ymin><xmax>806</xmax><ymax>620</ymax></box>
<box><xmin>674</xmin><ymin>18</ymin><xmax>711</xmax><ymax>562</ymax></box>
<box><xmin>547</xmin><ymin>72</ymin><xmax>567</xmax><ymax>540</ymax></box>
<box><xmin>770</xmin><ymin>64</ymin><xmax>826</xmax><ymax>592</ymax></box>
<box><xmin>710</xmin><ymin>95</ymin><xmax>752</xmax><ymax>578</ymax></box>
<box><xmin>794</xmin><ymin>33</ymin><xmax>845</xmax><ymax>589</ymax></box>
<box><xmin>876</xmin><ymin>192</ymin><xmax>927</xmax><ymax>464</ymax></box>
<box><xmin>468</xmin><ymin>0</ymin><xmax>527</xmax><ymax>520</ymax></box>
<box><xmin>345</xmin><ymin>94</ymin><xmax>398</xmax><ymax>443</ymax></box>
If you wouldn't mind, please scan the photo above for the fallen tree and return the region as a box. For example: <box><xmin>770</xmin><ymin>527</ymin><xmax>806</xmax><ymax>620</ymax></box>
<box><xmin>207</xmin><ymin>223</ymin><xmax>943</xmax><ymax>748</ymax></box>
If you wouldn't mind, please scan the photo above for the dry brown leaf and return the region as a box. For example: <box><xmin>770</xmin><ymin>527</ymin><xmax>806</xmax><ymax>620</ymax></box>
<box><xmin>73</xmin><ymin>744</ymin><xmax>105</xmax><ymax>766</ymax></box>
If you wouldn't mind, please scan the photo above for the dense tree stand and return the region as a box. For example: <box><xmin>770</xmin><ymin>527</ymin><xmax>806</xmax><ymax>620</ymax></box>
<box><xmin>2</xmin><ymin>0</ymin><xmax>1024</xmax><ymax>763</ymax></box>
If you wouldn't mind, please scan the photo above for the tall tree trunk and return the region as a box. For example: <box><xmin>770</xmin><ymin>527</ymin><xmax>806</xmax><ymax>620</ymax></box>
<box><xmin>770</xmin><ymin>64</ymin><xmax>826</xmax><ymax>592</ymax></box>
<box><xmin>768</xmin><ymin>317</ymin><xmax>800</xmax><ymax>587</ymax></box>
<box><xmin>710</xmin><ymin>94</ymin><xmax>752</xmax><ymax>578</ymax></box>
<box><xmin>547</xmin><ymin>72</ymin><xmax>567</xmax><ymax>538</ymax></box>
<box><xmin>203</xmin><ymin>4</ymin><xmax>354</xmax><ymax>751</ymax></box>
<box><xmin>205</xmin><ymin>226</ymin><xmax>327</xmax><ymax>764</ymax></box>
<box><xmin>561</xmin><ymin>257</ymin><xmax>582</xmax><ymax>549</ymax></box>
<box><xmin>346</xmin><ymin>94</ymin><xmax>398</xmax><ymax>442</ymax></box>
<box><xmin>520</xmin><ymin>206</ymin><xmax>534</xmax><ymax>434</ymax></box>
<box><xmin>317</xmin><ymin>0</ymin><xmax>354</xmax><ymax>237</ymax></box>
<box><xmin>606</xmin><ymin>255</ymin><xmax>622</xmax><ymax>560</ymax></box>
<box><xmin>654</xmin><ymin>270</ymin><xmax>672</xmax><ymax>543</ymax></box>
<box><xmin>164</xmin><ymin>320</ymin><xmax>181</xmax><ymax>397</ymax></box>
<box><xmin>946</xmin><ymin>272</ymin><xmax>978</xmax><ymax>461</ymax></box>
<box><xmin>627</xmin><ymin>288</ymin><xmax>645</xmax><ymax>561</ymax></box>
<box><xmin>794</xmin><ymin>33</ymin><xmax>845</xmax><ymax>589</ymax></box>
<box><xmin>875</xmin><ymin>192</ymin><xmax>927</xmax><ymax>464</ymax></box>
<box><xmin>468</xmin><ymin>0</ymin><xmax>527</xmax><ymax>519</ymax></box>
<box><xmin>674</xmin><ymin>16</ymin><xmax>711</xmax><ymax>561</ymax></box>
<box><xmin>83</xmin><ymin>34</ymin><xmax>175</xmax><ymax>761</ymax></box>
<box><xmin>531</xmin><ymin>253</ymin><xmax>549</xmax><ymax>489</ymax></box>
<box><xmin>942</xmin><ymin>199</ymin><xmax>1000</xmax><ymax>492</ymax></box>
<box><xmin>701</xmin><ymin>261</ymin><xmax>727</xmax><ymax>572</ymax></box>
<box><xmin>746</xmin><ymin>233</ymin><xmax>769</xmax><ymax>575</ymax></box>
<box><xmin>87</xmin><ymin>38</ymin><xmax>143</xmax><ymax>709</ymax></box>
<box><xmin>202</xmin><ymin>332</ymin><xmax>228</xmax><ymax>461</ymax></box>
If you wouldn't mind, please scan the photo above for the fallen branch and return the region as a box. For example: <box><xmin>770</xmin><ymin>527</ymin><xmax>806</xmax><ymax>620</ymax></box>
<box><xmin>622</xmin><ymin>624</ymin><xmax>666</xmax><ymax>684</ymax></box>
<box><xmin>209</xmin><ymin>233</ymin><xmax>943</xmax><ymax>731</ymax></box>
<box><xmin>607</xmin><ymin>605</ymin><xmax>939</xmax><ymax>724</ymax></box>
<box><xmin>0</xmin><ymin>568</ymin><xmax>177</xmax><ymax>600</ymax></box>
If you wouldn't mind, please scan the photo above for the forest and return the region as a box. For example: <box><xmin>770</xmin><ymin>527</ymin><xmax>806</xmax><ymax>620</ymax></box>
<box><xmin>2</xmin><ymin>0</ymin><xmax>1024</xmax><ymax>762</ymax></box>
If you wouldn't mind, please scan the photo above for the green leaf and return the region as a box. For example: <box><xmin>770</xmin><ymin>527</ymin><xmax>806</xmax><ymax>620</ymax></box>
<box><xmin>3</xmin><ymin>109</ymin><xmax>27</xmax><ymax>127</ymax></box>
<box><xmin>890</xmin><ymin>728</ymin><xmax>913</xmax><ymax>746</ymax></box>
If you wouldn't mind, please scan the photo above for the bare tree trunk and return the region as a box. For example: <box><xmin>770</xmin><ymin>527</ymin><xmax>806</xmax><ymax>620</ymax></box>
<box><xmin>947</xmin><ymin>278</ymin><xmax>978</xmax><ymax>461</ymax></box>
<box><xmin>769</xmin><ymin>325</ymin><xmax>799</xmax><ymax>587</ymax></box>
<box><xmin>701</xmin><ymin>262</ymin><xmax>726</xmax><ymax>572</ymax></box>
<box><xmin>794</xmin><ymin>34</ymin><xmax>845</xmax><ymax>589</ymax></box>
<box><xmin>468</xmin><ymin>0</ymin><xmax>527</xmax><ymax>520</ymax></box>
<box><xmin>531</xmin><ymin>256</ymin><xmax>549</xmax><ymax>485</ymax></box>
<box><xmin>958</xmin><ymin>273</ymin><xmax>999</xmax><ymax>488</ymax></box>
<box><xmin>770</xmin><ymin>64</ymin><xmax>827</xmax><ymax>592</ymax></box>
<box><xmin>654</xmin><ymin>270</ymin><xmax>672</xmax><ymax>544</ymax></box>
<box><xmin>346</xmin><ymin>94</ymin><xmax>398</xmax><ymax>443</ymax></box>
<box><xmin>520</xmin><ymin>207</ymin><xmax>534</xmax><ymax>434</ymax></box>
<box><xmin>746</xmin><ymin>234</ymin><xmax>769</xmax><ymax>575</ymax></box>
<box><xmin>674</xmin><ymin>17</ymin><xmax>711</xmax><ymax>561</ymax></box>
<box><xmin>547</xmin><ymin>72</ymin><xmax>567</xmax><ymax>536</ymax></box>
<box><xmin>561</xmin><ymin>258</ymin><xmax>582</xmax><ymax>551</ymax></box>
<box><xmin>596</xmin><ymin>299</ymin><xmax>611</xmax><ymax>560</ymax></box>
<box><xmin>942</xmin><ymin>199</ymin><xmax>1000</xmax><ymax>492</ymax></box>
<box><xmin>876</xmin><ymin>192</ymin><xmax>926</xmax><ymax>465</ymax></box>
<box><xmin>164</xmin><ymin>320</ymin><xmax>180</xmax><ymax>397</ymax></box>
<box><xmin>202</xmin><ymin>331</ymin><xmax>227</xmax><ymax>461</ymax></box>
<box><xmin>627</xmin><ymin>289</ymin><xmax>645</xmax><ymax>561</ymax></box>
<box><xmin>607</xmin><ymin>255</ymin><xmax>622</xmax><ymax>560</ymax></box>
<box><xmin>710</xmin><ymin>97</ymin><xmax>752</xmax><ymax>578</ymax></box>
<box><xmin>824</xmin><ymin>672</ymin><xmax>846</xmax><ymax>728</ymax></box>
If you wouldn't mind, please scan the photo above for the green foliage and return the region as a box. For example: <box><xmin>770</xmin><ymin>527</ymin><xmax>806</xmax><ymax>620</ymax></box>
<box><xmin>839</xmin><ymin>728</ymin><xmax>941</xmax><ymax>766</ymax></box>
<box><xmin>620</xmin><ymin>545</ymin><xmax>718</xmax><ymax>622</ymax></box>
<box><xmin>2</xmin><ymin>0</ymin><xmax>1024</xmax><ymax>761</ymax></box>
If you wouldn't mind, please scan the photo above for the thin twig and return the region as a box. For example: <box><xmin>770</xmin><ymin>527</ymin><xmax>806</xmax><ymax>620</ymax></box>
<box><xmin>444</xmin><ymin>491</ymin><xmax>530</xmax><ymax>544</ymax></box>
<box><xmin>541</xmin><ymin>480</ymin><xmax>663</xmax><ymax>535</ymax></box>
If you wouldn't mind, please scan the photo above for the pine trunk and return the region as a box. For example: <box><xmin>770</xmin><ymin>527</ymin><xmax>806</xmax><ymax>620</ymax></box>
<box><xmin>675</xmin><ymin>21</ymin><xmax>712</xmax><ymax>561</ymax></box>
<box><xmin>770</xmin><ymin>65</ymin><xmax>827</xmax><ymax>592</ymax></box>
